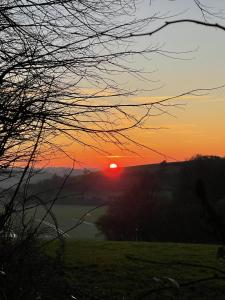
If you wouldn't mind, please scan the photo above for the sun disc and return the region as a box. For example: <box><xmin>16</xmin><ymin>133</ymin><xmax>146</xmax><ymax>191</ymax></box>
<box><xmin>109</xmin><ymin>163</ymin><xmax>118</xmax><ymax>169</ymax></box>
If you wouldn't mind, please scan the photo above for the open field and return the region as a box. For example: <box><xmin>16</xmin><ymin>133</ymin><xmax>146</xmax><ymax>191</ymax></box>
<box><xmin>28</xmin><ymin>204</ymin><xmax>106</xmax><ymax>239</ymax></box>
<box><xmin>60</xmin><ymin>241</ymin><xmax>225</xmax><ymax>300</ymax></box>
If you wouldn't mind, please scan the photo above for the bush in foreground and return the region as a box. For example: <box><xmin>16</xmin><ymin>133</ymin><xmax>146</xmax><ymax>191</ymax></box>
<box><xmin>0</xmin><ymin>235</ymin><xmax>71</xmax><ymax>300</ymax></box>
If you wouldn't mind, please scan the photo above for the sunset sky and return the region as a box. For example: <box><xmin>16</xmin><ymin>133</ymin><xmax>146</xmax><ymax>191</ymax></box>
<box><xmin>49</xmin><ymin>1</ymin><xmax>225</xmax><ymax>169</ymax></box>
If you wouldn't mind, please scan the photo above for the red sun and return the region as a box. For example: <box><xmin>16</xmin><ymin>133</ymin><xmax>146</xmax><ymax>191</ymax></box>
<box><xmin>109</xmin><ymin>163</ymin><xmax>118</xmax><ymax>169</ymax></box>
<box><xmin>104</xmin><ymin>162</ymin><xmax>122</xmax><ymax>177</ymax></box>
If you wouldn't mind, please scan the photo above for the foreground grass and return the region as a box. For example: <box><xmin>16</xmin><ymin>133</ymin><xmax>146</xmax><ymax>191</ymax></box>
<box><xmin>60</xmin><ymin>241</ymin><xmax>225</xmax><ymax>299</ymax></box>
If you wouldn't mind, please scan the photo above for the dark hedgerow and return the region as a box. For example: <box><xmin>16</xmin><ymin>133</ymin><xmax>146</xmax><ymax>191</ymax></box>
<box><xmin>0</xmin><ymin>236</ymin><xmax>71</xmax><ymax>300</ymax></box>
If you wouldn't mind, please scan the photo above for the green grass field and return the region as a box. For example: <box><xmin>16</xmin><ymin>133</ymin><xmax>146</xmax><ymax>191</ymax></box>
<box><xmin>28</xmin><ymin>204</ymin><xmax>106</xmax><ymax>239</ymax></box>
<box><xmin>60</xmin><ymin>241</ymin><xmax>225</xmax><ymax>300</ymax></box>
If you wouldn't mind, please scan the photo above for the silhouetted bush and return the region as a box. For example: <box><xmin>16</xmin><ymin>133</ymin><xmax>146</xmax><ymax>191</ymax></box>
<box><xmin>0</xmin><ymin>233</ymin><xmax>71</xmax><ymax>300</ymax></box>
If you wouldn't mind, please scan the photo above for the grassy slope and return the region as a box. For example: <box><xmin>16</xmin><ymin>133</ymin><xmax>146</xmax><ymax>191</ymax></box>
<box><xmin>63</xmin><ymin>241</ymin><xmax>225</xmax><ymax>300</ymax></box>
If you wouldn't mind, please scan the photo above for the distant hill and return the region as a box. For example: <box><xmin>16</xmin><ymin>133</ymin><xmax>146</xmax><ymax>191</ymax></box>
<box><xmin>44</xmin><ymin>167</ymin><xmax>97</xmax><ymax>177</ymax></box>
<box><xmin>0</xmin><ymin>167</ymin><xmax>96</xmax><ymax>189</ymax></box>
<box><xmin>2</xmin><ymin>156</ymin><xmax>225</xmax><ymax>208</ymax></box>
<box><xmin>20</xmin><ymin>160</ymin><xmax>187</xmax><ymax>205</ymax></box>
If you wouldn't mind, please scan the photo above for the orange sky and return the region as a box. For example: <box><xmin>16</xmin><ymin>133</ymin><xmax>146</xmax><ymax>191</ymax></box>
<box><xmin>43</xmin><ymin>2</ymin><xmax>225</xmax><ymax>169</ymax></box>
<box><xmin>46</xmin><ymin>91</ymin><xmax>225</xmax><ymax>169</ymax></box>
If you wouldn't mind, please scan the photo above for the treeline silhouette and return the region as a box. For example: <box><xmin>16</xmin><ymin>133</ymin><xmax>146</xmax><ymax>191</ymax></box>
<box><xmin>24</xmin><ymin>155</ymin><xmax>225</xmax><ymax>244</ymax></box>
<box><xmin>97</xmin><ymin>155</ymin><xmax>225</xmax><ymax>244</ymax></box>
